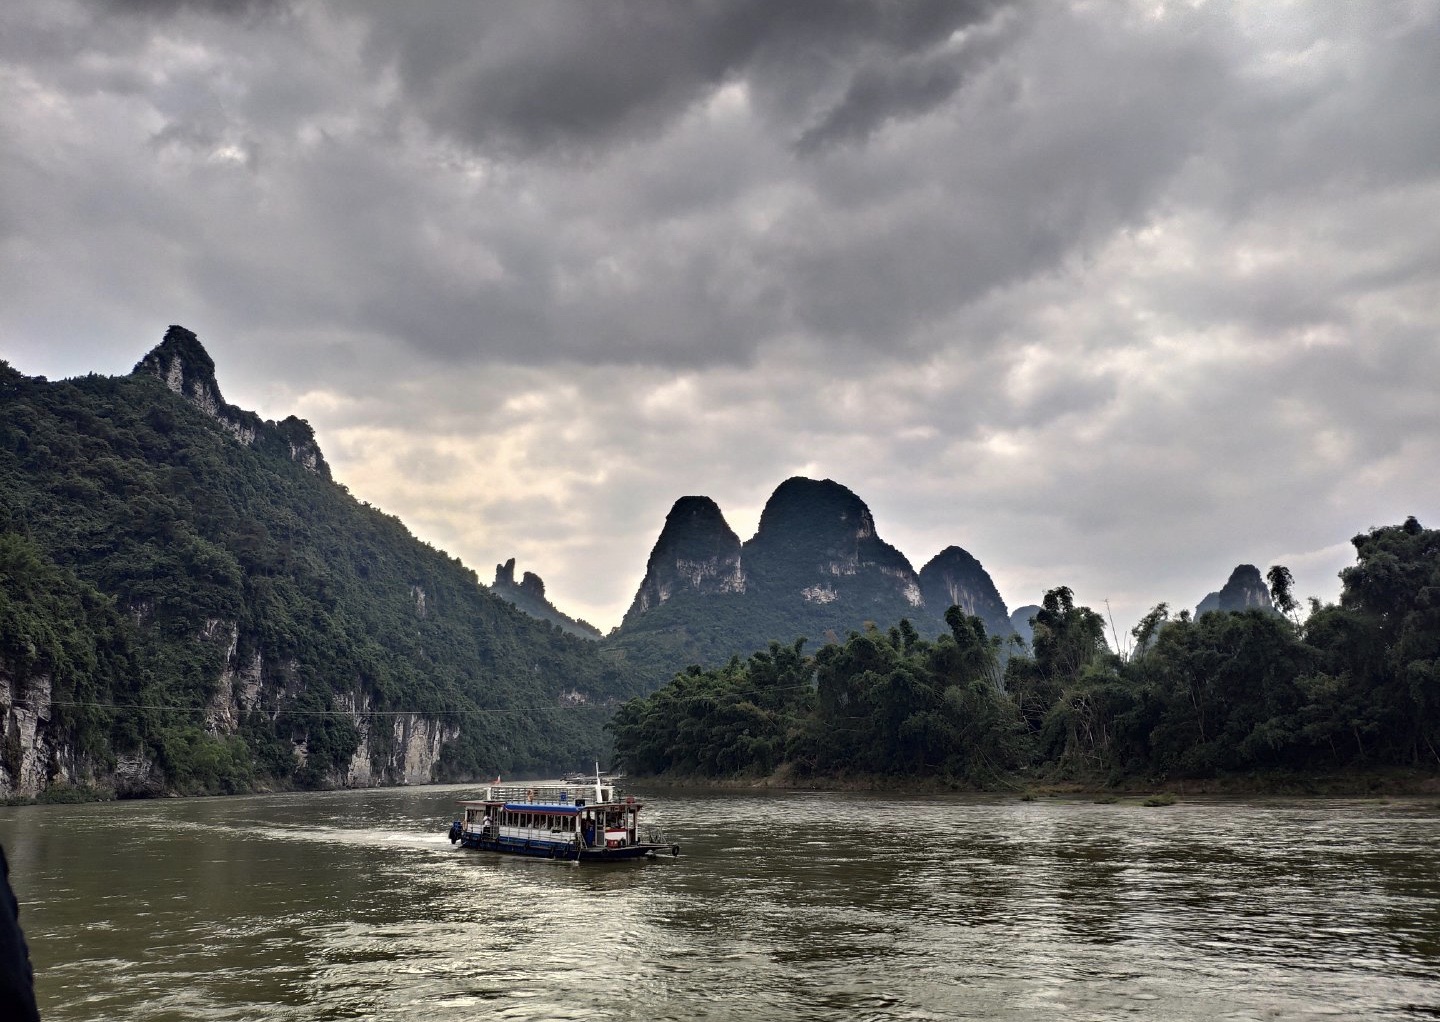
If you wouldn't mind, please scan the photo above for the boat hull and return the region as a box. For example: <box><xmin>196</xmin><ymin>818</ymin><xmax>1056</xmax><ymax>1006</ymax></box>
<box><xmin>456</xmin><ymin>833</ymin><xmax>677</xmax><ymax>861</ymax></box>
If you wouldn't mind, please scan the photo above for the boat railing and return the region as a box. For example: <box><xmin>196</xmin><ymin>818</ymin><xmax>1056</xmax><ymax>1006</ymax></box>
<box><xmin>486</xmin><ymin>783</ymin><xmax>612</xmax><ymax>805</ymax></box>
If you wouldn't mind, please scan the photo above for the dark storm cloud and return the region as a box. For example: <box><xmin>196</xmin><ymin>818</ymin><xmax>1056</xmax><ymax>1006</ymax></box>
<box><xmin>355</xmin><ymin>0</ymin><xmax>1005</xmax><ymax>159</ymax></box>
<box><xmin>3</xmin><ymin>0</ymin><xmax>1439</xmax><ymax>630</ymax></box>
<box><xmin>96</xmin><ymin>0</ymin><xmax>288</xmax><ymax>19</ymax></box>
<box><xmin>794</xmin><ymin>51</ymin><xmax>967</xmax><ymax>153</ymax></box>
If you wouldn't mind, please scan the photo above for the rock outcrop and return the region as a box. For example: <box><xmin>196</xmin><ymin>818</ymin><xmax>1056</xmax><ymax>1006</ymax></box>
<box><xmin>491</xmin><ymin>559</ymin><xmax>602</xmax><ymax>639</ymax></box>
<box><xmin>135</xmin><ymin>325</ymin><xmax>331</xmax><ymax>478</ymax></box>
<box><xmin>1196</xmin><ymin>564</ymin><xmax>1277</xmax><ymax>617</ymax></box>
<box><xmin>742</xmin><ymin>477</ymin><xmax>920</xmax><ymax>608</ymax></box>
<box><xmin>1009</xmin><ymin>605</ymin><xmax>1042</xmax><ymax>648</ymax></box>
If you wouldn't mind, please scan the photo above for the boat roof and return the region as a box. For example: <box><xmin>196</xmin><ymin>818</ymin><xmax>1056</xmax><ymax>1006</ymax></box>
<box><xmin>457</xmin><ymin>781</ymin><xmax>640</xmax><ymax>811</ymax></box>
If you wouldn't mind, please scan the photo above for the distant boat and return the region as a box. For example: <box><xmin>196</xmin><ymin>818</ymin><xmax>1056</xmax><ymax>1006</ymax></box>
<box><xmin>448</xmin><ymin>778</ymin><xmax>679</xmax><ymax>862</ymax></box>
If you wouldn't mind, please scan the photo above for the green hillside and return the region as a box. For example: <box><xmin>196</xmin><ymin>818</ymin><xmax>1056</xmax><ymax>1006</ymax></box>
<box><xmin>0</xmin><ymin>330</ymin><xmax>642</xmax><ymax>798</ymax></box>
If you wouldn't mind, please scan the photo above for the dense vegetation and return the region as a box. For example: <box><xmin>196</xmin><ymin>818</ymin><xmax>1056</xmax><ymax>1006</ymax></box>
<box><xmin>609</xmin><ymin>518</ymin><xmax>1440</xmax><ymax>787</ymax></box>
<box><xmin>0</xmin><ymin>347</ymin><xmax>644</xmax><ymax>796</ymax></box>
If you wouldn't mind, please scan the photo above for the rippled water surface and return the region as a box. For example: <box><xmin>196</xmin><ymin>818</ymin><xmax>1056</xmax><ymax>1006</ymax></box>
<box><xmin>3</xmin><ymin>786</ymin><xmax>1439</xmax><ymax>1020</ymax></box>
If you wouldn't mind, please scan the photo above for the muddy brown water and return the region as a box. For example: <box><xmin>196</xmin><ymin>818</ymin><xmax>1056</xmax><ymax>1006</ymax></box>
<box><xmin>2</xmin><ymin>786</ymin><xmax>1438</xmax><ymax>1020</ymax></box>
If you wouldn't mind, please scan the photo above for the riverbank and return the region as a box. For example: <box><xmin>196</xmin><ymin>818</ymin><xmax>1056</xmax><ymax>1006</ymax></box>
<box><xmin>6</xmin><ymin>764</ymin><xmax>1437</xmax><ymax>807</ymax></box>
<box><xmin>635</xmin><ymin>763</ymin><xmax>1440</xmax><ymax>799</ymax></box>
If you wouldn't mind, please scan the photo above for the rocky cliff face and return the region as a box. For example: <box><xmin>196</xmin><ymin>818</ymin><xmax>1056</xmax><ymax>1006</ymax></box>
<box><xmin>919</xmin><ymin>546</ymin><xmax>1013</xmax><ymax>641</ymax></box>
<box><xmin>335</xmin><ymin>690</ymin><xmax>461</xmax><ymax>788</ymax></box>
<box><xmin>0</xmin><ymin>613</ymin><xmax>461</xmax><ymax>799</ymax></box>
<box><xmin>1196</xmin><ymin>564</ymin><xmax>1277</xmax><ymax>617</ymax></box>
<box><xmin>1</xmin><ymin>669</ymin><xmax>68</xmax><ymax>799</ymax></box>
<box><xmin>135</xmin><ymin>325</ymin><xmax>331</xmax><ymax>479</ymax></box>
<box><xmin>622</xmin><ymin>496</ymin><xmax>744</xmax><ymax>623</ymax></box>
<box><xmin>491</xmin><ymin>558</ymin><xmax>602</xmax><ymax>639</ymax></box>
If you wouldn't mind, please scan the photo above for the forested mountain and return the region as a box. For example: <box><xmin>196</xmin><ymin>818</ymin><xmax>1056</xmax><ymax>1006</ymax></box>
<box><xmin>0</xmin><ymin>327</ymin><xmax>641</xmax><ymax>799</ymax></box>
<box><xmin>607</xmin><ymin>477</ymin><xmax>1014</xmax><ymax>679</ymax></box>
<box><xmin>610</xmin><ymin>518</ymin><xmax>1440</xmax><ymax>788</ymax></box>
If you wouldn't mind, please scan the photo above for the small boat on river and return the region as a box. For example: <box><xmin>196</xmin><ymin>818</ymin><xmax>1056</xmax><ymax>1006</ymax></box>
<box><xmin>447</xmin><ymin>777</ymin><xmax>680</xmax><ymax>862</ymax></box>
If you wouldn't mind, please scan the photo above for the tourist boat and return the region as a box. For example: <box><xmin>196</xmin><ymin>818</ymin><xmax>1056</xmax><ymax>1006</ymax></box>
<box><xmin>447</xmin><ymin>777</ymin><xmax>680</xmax><ymax>862</ymax></box>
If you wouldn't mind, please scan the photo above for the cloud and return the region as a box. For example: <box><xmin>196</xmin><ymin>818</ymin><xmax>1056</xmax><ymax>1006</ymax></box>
<box><xmin>352</xmin><ymin>1</ymin><xmax>1006</xmax><ymax>158</ymax></box>
<box><xmin>2</xmin><ymin>0</ymin><xmax>1438</xmax><ymax>633</ymax></box>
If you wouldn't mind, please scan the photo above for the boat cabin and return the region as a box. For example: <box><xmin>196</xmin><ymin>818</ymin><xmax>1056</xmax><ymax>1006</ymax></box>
<box><xmin>451</xmin><ymin>780</ymin><xmax>673</xmax><ymax>861</ymax></box>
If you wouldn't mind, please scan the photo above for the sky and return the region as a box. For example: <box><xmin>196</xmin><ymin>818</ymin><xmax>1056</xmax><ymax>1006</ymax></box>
<box><xmin>2</xmin><ymin>1</ymin><xmax>1438</xmax><ymax>639</ymax></box>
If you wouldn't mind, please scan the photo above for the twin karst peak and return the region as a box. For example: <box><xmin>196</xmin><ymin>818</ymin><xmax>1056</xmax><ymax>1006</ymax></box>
<box><xmin>620</xmin><ymin>477</ymin><xmax>1011</xmax><ymax>648</ymax></box>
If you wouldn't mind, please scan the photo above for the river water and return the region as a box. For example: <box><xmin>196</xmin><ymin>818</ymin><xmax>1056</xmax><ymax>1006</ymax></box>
<box><xmin>2</xmin><ymin>786</ymin><xmax>1438</xmax><ymax>1021</ymax></box>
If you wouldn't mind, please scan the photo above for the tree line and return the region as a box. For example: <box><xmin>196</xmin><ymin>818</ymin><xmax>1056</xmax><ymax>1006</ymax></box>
<box><xmin>608</xmin><ymin>517</ymin><xmax>1440</xmax><ymax>785</ymax></box>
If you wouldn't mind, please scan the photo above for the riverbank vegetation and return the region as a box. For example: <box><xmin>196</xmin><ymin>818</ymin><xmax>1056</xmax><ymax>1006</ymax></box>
<box><xmin>609</xmin><ymin>517</ymin><xmax>1440</xmax><ymax>791</ymax></box>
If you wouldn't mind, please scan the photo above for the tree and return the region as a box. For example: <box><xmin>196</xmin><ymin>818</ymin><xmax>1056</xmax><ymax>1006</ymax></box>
<box><xmin>1267</xmin><ymin>565</ymin><xmax>1300</xmax><ymax>626</ymax></box>
<box><xmin>1130</xmin><ymin>602</ymin><xmax>1170</xmax><ymax>658</ymax></box>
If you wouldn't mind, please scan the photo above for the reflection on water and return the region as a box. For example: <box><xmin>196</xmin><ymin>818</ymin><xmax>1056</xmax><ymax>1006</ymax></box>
<box><xmin>2</xmin><ymin>787</ymin><xmax>1439</xmax><ymax>1020</ymax></box>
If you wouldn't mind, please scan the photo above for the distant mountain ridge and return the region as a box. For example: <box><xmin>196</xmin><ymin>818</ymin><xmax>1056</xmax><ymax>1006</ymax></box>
<box><xmin>608</xmin><ymin>476</ymin><xmax>1015</xmax><ymax>676</ymax></box>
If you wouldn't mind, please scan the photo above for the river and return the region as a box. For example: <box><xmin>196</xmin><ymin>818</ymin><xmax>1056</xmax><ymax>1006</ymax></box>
<box><xmin>2</xmin><ymin>786</ymin><xmax>1438</xmax><ymax>1021</ymax></box>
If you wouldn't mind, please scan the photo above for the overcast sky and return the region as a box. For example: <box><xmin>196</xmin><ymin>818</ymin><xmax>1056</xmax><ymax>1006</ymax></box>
<box><xmin>3</xmin><ymin>0</ymin><xmax>1437</xmax><ymax>638</ymax></box>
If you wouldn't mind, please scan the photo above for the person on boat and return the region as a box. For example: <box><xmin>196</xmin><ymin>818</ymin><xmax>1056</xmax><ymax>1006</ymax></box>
<box><xmin>481</xmin><ymin>814</ymin><xmax>492</xmax><ymax>835</ymax></box>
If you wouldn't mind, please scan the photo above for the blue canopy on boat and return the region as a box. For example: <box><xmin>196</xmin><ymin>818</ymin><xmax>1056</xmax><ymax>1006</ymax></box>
<box><xmin>503</xmin><ymin>803</ymin><xmax>580</xmax><ymax>814</ymax></box>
